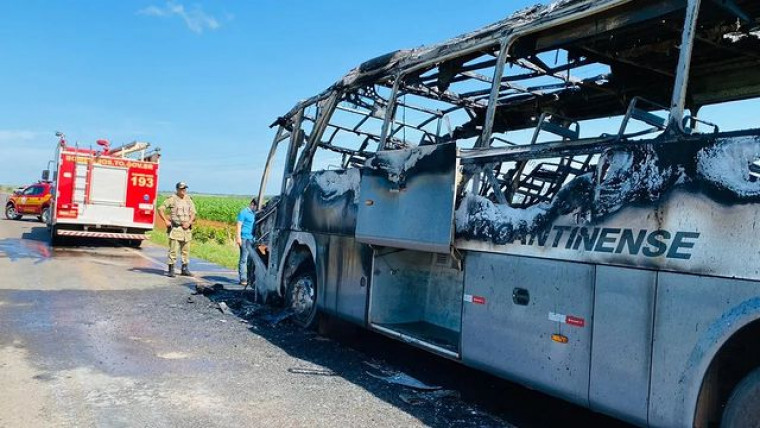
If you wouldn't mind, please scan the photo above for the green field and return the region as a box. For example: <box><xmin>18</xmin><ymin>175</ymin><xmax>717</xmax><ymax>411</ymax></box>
<box><xmin>156</xmin><ymin>193</ymin><xmax>251</xmax><ymax>225</ymax></box>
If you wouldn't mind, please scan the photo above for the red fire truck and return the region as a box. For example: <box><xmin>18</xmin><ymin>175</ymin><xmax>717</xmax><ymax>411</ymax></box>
<box><xmin>47</xmin><ymin>132</ymin><xmax>160</xmax><ymax>246</ymax></box>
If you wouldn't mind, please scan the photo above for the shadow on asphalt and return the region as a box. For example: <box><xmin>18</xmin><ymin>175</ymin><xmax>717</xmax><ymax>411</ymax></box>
<box><xmin>0</xmin><ymin>223</ymin><xmax>51</xmax><ymax>262</ymax></box>
<box><xmin>197</xmin><ymin>275</ymin><xmax>238</xmax><ymax>284</ymax></box>
<box><xmin>19</xmin><ymin>224</ymin><xmax>50</xmax><ymax>243</ymax></box>
<box><xmin>129</xmin><ymin>267</ymin><xmax>167</xmax><ymax>276</ymax></box>
<box><xmin>186</xmin><ymin>285</ymin><xmax>633</xmax><ymax>428</ymax></box>
<box><xmin>125</xmin><ymin>268</ymin><xmax>240</xmax><ymax>286</ymax></box>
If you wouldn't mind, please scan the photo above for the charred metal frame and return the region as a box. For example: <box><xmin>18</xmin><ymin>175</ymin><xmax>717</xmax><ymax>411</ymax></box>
<box><xmin>252</xmin><ymin>0</ymin><xmax>760</xmax><ymax>302</ymax></box>
<box><xmin>260</xmin><ymin>0</ymin><xmax>756</xmax><ymax>232</ymax></box>
<box><xmin>251</xmin><ymin>1</ymin><xmax>760</xmax><ymax>426</ymax></box>
<box><xmin>257</xmin><ymin>0</ymin><xmax>760</xmax><ymax>235</ymax></box>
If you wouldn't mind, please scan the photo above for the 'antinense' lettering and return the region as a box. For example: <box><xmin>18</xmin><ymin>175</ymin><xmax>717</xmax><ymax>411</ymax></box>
<box><xmin>516</xmin><ymin>226</ymin><xmax>700</xmax><ymax>260</ymax></box>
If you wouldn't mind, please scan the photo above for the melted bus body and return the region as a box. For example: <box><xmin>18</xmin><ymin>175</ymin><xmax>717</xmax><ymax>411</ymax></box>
<box><xmin>251</xmin><ymin>1</ymin><xmax>760</xmax><ymax>426</ymax></box>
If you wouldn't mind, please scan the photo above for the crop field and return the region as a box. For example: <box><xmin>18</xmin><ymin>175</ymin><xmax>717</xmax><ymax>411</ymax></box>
<box><xmin>156</xmin><ymin>194</ymin><xmax>250</xmax><ymax>225</ymax></box>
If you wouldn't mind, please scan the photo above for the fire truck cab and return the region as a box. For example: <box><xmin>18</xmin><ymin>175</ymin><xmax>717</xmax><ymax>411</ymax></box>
<box><xmin>48</xmin><ymin>133</ymin><xmax>160</xmax><ymax>246</ymax></box>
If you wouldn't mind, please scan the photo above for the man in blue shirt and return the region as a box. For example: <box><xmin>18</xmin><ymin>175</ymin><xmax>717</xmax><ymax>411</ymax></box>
<box><xmin>236</xmin><ymin>198</ymin><xmax>258</xmax><ymax>285</ymax></box>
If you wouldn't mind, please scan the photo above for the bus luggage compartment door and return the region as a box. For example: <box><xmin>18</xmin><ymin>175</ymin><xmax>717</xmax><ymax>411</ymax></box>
<box><xmin>356</xmin><ymin>143</ymin><xmax>457</xmax><ymax>254</ymax></box>
<box><xmin>461</xmin><ymin>252</ymin><xmax>595</xmax><ymax>407</ymax></box>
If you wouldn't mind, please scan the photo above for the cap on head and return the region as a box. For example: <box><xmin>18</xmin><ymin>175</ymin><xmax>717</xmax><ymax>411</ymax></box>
<box><xmin>176</xmin><ymin>182</ymin><xmax>188</xmax><ymax>190</ymax></box>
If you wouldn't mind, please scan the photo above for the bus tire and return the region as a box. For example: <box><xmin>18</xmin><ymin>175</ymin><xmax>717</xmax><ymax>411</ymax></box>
<box><xmin>721</xmin><ymin>367</ymin><xmax>760</xmax><ymax>428</ymax></box>
<box><xmin>285</xmin><ymin>268</ymin><xmax>318</xmax><ymax>329</ymax></box>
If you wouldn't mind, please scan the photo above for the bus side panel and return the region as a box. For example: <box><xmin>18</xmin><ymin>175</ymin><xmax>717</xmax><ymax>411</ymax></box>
<box><xmin>319</xmin><ymin>234</ymin><xmax>371</xmax><ymax>325</ymax></box>
<box><xmin>649</xmin><ymin>273</ymin><xmax>760</xmax><ymax>427</ymax></box>
<box><xmin>334</xmin><ymin>237</ymin><xmax>372</xmax><ymax>326</ymax></box>
<box><xmin>461</xmin><ymin>252</ymin><xmax>594</xmax><ymax>407</ymax></box>
<box><xmin>589</xmin><ymin>266</ymin><xmax>656</xmax><ymax>426</ymax></box>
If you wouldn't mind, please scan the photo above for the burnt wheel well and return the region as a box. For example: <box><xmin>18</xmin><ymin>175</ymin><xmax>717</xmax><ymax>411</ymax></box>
<box><xmin>695</xmin><ymin>318</ymin><xmax>760</xmax><ymax>427</ymax></box>
<box><xmin>280</xmin><ymin>243</ymin><xmax>315</xmax><ymax>296</ymax></box>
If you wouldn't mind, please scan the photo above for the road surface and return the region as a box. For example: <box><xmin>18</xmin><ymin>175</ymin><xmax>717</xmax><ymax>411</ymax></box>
<box><xmin>0</xmin><ymin>196</ymin><xmax>631</xmax><ymax>427</ymax></box>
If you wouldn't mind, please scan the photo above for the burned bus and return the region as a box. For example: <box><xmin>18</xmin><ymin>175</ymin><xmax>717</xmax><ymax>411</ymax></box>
<box><xmin>250</xmin><ymin>0</ymin><xmax>760</xmax><ymax>426</ymax></box>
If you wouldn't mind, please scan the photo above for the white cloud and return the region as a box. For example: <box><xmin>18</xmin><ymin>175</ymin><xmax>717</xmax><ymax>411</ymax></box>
<box><xmin>138</xmin><ymin>2</ymin><xmax>222</xmax><ymax>34</ymax></box>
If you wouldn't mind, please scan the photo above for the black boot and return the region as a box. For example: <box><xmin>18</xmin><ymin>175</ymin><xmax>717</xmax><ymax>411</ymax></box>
<box><xmin>181</xmin><ymin>265</ymin><xmax>192</xmax><ymax>276</ymax></box>
<box><xmin>167</xmin><ymin>264</ymin><xmax>175</xmax><ymax>277</ymax></box>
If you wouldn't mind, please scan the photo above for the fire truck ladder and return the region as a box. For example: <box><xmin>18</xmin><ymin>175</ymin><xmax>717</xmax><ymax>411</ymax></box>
<box><xmin>73</xmin><ymin>160</ymin><xmax>89</xmax><ymax>205</ymax></box>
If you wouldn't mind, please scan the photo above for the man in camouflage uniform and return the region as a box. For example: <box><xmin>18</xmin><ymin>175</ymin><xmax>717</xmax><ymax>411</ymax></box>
<box><xmin>158</xmin><ymin>182</ymin><xmax>197</xmax><ymax>277</ymax></box>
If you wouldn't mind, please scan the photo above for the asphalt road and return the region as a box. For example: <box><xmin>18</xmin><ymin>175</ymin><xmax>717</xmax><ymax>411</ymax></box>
<box><xmin>0</xmin><ymin>196</ymin><xmax>632</xmax><ymax>428</ymax></box>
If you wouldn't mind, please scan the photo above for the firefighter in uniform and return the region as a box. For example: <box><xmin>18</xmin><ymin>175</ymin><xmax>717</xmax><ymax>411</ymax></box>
<box><xmin>158</xmin><ymin>182</ymin><xmax>197</xmax><ymax>277</ymax></box>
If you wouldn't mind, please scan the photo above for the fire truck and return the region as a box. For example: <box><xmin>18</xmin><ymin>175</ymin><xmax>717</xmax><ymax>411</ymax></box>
<box><xmin>47</xmin><ymin>132</ymin><xmax>160</xmax><ymax>246</ymax></box>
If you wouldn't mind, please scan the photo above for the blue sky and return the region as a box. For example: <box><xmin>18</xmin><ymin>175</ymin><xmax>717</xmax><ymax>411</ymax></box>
<box><xmin>1</xmin><ymin>1</ymin><xmax>757</xmax><ymax>195</ymax></box>
<box><xmin>0</xmin><ymin>0</ymin><xmax>540</xmax><ymax>194</ymax></box>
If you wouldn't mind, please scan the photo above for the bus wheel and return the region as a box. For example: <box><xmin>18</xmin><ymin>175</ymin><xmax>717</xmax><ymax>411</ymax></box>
<box><xmin>286</xmin><ymin>268</ymin><xmax>318</xmax><ymax>329</ymax></box>
<box><xmin>5</xmin><ymin>204</ymin><xmax>21</xmax><ymax>220</ymax></box>
<box><xmin>721</xmin><ymin>367</ymin><xmax>760</xmax><ymax>427</ymax></box>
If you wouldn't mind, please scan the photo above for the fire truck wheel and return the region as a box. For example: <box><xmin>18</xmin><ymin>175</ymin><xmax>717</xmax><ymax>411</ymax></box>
<box><xmin>721</xmin><ymin>367</ymin><xmax>760</xmax><ymax>427</ymax></box>
<box><xmin>285</xmin><ymin>268</ymin><xmax>318</xmax><ymax>329</ymax></box>
<box><xmin>5</xmin><ymin>204</ymin><xmax>21</xmax><ymax>220</ymax></box>
<box><xmin>127</xmin><ymin>239</ymin><xmax>142</xmax><ymax>248</ymax></box>
<box><xmin>40</xmin><ymin>207</ymin><xmax>50</xmax><ymax>224</ymax></box>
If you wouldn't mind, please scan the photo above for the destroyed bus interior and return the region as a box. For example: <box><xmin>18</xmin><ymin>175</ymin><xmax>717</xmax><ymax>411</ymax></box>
<box><xmin>257</xmin><ymin>0</ymin><xmax>760</xmax><ymax>390</ymax></box>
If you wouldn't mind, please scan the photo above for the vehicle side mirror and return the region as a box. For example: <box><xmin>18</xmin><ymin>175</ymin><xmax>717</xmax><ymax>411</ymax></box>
<box><xmin>41</xmin><ymin>170</ymin><xmax>50</xmax><ymax>181</ymax></box>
